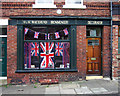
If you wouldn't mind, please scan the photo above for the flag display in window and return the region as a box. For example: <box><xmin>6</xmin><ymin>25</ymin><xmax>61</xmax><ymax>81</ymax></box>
<box><xmin>31</xmin><ymin>42</ymin><xmax>39</xmax><ymax>56</ymax></box>
<box><xmin>40</xmin><ymin>42</ymin><xmax>54</xmax><ymax>69</ymax></box>
<box><xmin>55</xmin><ymin>42</ymin><xmax>63</xmax><ymax>56</ymax></box>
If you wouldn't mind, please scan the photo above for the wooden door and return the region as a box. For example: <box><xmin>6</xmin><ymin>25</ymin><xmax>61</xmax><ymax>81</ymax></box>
<box><xmin>86</xmin><ymin>38</ymin><xmax>101</xmax><ymax>74</ymax></box>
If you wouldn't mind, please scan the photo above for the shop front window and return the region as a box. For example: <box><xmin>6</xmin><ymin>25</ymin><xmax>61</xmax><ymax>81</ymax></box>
<box><xmin>24</xmin><ymin>26</ymin><xmax>70</xmax><ymax>69</ymax></box>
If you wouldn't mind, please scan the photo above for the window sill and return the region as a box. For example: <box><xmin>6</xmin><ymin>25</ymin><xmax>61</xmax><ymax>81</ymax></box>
<box><xmin>63</xmin><ymin>4</ymin><xmax>86</xmax><ymax>9</ymax></box>
<box><xmin>15</xmin><ymin>69</ymin><xmax>78</xmax><ymax>73</ymax></box>
<box><xmin>32</xmin><ymin>4</ymin><xmax>57</xmax><ymax>8</ymax></box>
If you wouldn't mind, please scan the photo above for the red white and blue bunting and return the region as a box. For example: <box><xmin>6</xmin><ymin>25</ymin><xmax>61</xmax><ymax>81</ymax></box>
<box><xmin>24</xmin><ymin>28</ymin><xmax>69</xmax><ymax>39</ymax></box>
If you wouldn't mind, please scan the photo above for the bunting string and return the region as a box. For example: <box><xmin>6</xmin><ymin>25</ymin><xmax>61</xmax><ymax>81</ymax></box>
<box><xmin>24</xmin><ymin>27</ymin><xmax>69</xmax><ymax>39</ymax></box>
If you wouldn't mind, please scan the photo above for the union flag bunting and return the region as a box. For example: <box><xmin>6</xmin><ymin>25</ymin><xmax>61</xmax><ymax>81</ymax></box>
<box><xmin>24</xmin><ymin>28</ymin><xmax>29</xmax><ymax>34</ymax></box>
<box><xmin>55</xmin><ymin>32</ymin><xmax>60</xmax><ymax>39</ymax></box>
<box><xmin>40</xmin><ymin>42</ymin><xmax>54</xmax><ymax>69</ymax></box>
<box><xmin>34</xmin><ymin>32</ymin><xmax>39</xmax><ymax>39</ymax></box>
<box><xmin>55</xmin><ymin>42</ymin><xmax>63</xmax><ymax>56</ymax></box>
<box><xmin>31</xmin><ymin>42</ymin><xmax>39</xmax><ymax>56</ymax></box>
<box><xmin>63</xmin><ymin>28</ymin><xmax>68</xmax><ymax>35</ymax></box>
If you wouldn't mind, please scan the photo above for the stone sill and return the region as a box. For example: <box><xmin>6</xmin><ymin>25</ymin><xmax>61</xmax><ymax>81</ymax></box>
<box><xmin>63</xmin><ymin>4</ymin><xmax>86</xmax><ymax>9</ymax></box>
<box><xmin>32</xmin><ymin>4</ymin><xmax>57</xmax><ymax>8</ymax></box>
<box><xmin>32</xmin><ymin>4</ymin><xmax>86</xmax><ymax>9</ymax></box>
<box><xmin>15</xmin><ymin>69</ymin><xmax>78</xmax><ymax>73</ymax></box>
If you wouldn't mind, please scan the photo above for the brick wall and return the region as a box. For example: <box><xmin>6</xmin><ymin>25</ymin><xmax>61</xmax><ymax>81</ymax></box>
<box><xmin>7</xmin><ymin>25</ymin><xmax>17</xmax><ymax>84</ymax></box>
<box><xmin>0</xmin><ymin>1</ymin><xmax>110</xmax><ymax>17</ymax></box>
<box><xmin>102</xmin><ymin>26</ymin><xmax>111</xmax><ymax>77</ymax></box>
<box><xmin>112</xmin><ymin>2</ymin><xmax>120</xmax><ymax>80</ymax></box>
<box><xmin>77</xmin><ymin>26</ymin><xmax>86</xmax><ymax>80</ymax></box>
<box><xmin>112</xmin><ymin>25</ymin><xmax>119</xmax><ymax>80</ymax></box>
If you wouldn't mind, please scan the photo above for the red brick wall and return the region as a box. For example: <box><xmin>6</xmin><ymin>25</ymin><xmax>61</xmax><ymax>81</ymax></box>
<box><xmin>102</xmin><ymin>26</ymin><xmax>111</xmax><ymax>77</ymax></box>
<box><xmin>77</xmin><ymin>26</ymin><xmax>86</xmax><ymax>80</ymax></box>
<box><xmin>0</xmin><ymin>2</ymin><xmax>110</xmax><ymax>17</ymax></box>
<box><xmin>112</xmin><ymin>2</ymin><xmax>120</xmax><ymax>80</ymax></box>
<box><xmin>7</xmin><ymin>25</ymin><xmax>17</xmax><ymax>84</ymax></box>
<box><xmin>112</xmin><ymin>25</ymin><xmax>119</xmax><ymax>80</ymax></box>
<box><xmin>0</xmin><ymin>9</ymin><xmax>110</xmax><ymax>17</ymax></box>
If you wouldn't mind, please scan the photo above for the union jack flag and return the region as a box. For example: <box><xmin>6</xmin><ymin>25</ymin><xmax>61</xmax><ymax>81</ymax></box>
<box><xmin>55</xmin><ymin>32</ymin><xmax>60</xmax><ymax>39</ymax></box>
<box><xmin>34</xmin><ymin>32</ymin><xmax>39</xmax><ymax>39</ymax></box>
<box><xmin>40</xmin><ymin>42</ymin><xmax>54</xmax><ymax>69</ymax></box>
<box><xmin>55</xmin><ymin>42</ymin><xmax>63</xmax><ymax>56</ymax></box>
<box><xmin>63</xmin><ymin>28</ymin><xmax>68</xmax><ymax>35</ymax></box>
<box><xmin>24</xmin><ymin>28</ymin><xmax>29</xmax><ymax>34</ymax></box>
<box><xmin>31</xmin><ymin>42</ymin><xmax>39</xmax><ymax>56</ymax></box>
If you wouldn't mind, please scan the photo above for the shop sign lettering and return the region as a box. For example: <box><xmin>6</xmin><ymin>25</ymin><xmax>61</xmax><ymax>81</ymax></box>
<box><xmin>50</xmin><ymin>21</ymin><xmax>68</xmax><ymax>24</ymax></box>
<box><xmin>88</xmin><ymin>21</ymin><xmax>103</xmax><ymax>25</ymax></box>
<box><xmin>23</xmin><ymin>20</ymin><xmax>69</xmax><ymax>25</ymax></box>
<box><xmin>23</xmin><ymin>20</ymin><xmax>48</xmax><ymax>24</ymax></box>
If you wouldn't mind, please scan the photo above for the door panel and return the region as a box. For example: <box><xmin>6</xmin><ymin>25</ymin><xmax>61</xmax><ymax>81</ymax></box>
<box><xmin>0</xmin><ymin>38</ymin><xmax>7</xmax><ymax>76</ymax></box>
<box><xmin>86</xmin><ymin>38</ymin><xmax>101</xmax><ymax>74</ymax></box>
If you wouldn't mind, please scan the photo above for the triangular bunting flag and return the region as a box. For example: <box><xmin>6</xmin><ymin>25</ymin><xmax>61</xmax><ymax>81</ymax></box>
<box><xmin>25</xmin><ymin>28</ymin><xmax>29</xmax><ymax>34</ymax></box>
<box><xmin>34</xmin><ymin>32</ymin><xmax>39</xmax><ymax>39</ymax></box>
<box><xmin>63</xmin><ymin>28</ymin><xmax>68</xmax><ymax>35</ymax></box>
<box><xmin>55</xmin><ymin>32</ymin><xmax>60</xmax><ymax>39</ymax></box>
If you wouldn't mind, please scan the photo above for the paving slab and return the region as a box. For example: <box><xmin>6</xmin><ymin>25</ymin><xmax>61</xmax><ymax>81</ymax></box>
<box><xmin>60</xmin><ymin>83</ymin><xmax>78</xmax><ymax>89</ymax></box>
<box><xmin>75</xmin><ymin>87</ymin><xmax>93</xmax><ymax>94</ymax></box>
<box><xmin>45</xmin><ymin>85</ymin><xmax>60</xmax><ymax>94</ymax></box>
<box><xmin>90</xmin><ymin>87</ymin><xmax>108</xmax><ymax>94</ymax></box>
<box><xmin>60</xmin><ymin>89</ymin><xmax>76</xmax><ymax>94</ymax></box>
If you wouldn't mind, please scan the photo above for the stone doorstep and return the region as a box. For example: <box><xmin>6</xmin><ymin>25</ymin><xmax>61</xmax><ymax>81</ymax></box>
<box><xmin>0</xmin><ymin>77</ymin><xmax>7</xmax><ymax>80</ymax></box>
<box><xmin>0</xmin><ymin>79</ymin><xmax>7</xmax><ymax>86</ymax></box>
<box><xmin>86</xmin><ymin>76</ymin><xmax>103</xmax><ymax>80</ymax></box>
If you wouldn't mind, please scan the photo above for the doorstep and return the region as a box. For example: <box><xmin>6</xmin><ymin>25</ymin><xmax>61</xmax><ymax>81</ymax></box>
<box><xmin>0</xmin><ymin>77</ymin><xmax>7</xmax><ymax>86</ymax></box>
<box><xmin>86</xmin><ymin>76</ymin><xmax>103</xmax><ymax>80</ymax></box>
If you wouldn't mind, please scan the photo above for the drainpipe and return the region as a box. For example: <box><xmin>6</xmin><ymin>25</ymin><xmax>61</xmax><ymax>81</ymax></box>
<box><xmin>110</xmin><ymin>0</ymin><xmax>113</xmax><ymax>80</ymax></box>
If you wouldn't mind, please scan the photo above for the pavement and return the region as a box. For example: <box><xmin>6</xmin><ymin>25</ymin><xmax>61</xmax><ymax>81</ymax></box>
<box><xmin>0</xmin><ymin>79</ymin><xmax>119</xmax><ymax>95</ymax></box>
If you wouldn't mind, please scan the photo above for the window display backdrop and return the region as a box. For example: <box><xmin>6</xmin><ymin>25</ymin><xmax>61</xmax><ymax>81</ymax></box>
<box><xmin>24</xmin><ymin>26</ymin><xmax>70</xmax><ymax>69</ymax></box>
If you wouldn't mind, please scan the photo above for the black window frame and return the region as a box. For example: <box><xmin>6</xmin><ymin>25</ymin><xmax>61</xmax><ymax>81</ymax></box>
<box><xmin>16</xmin><ymin>25</ymin><xmax>77</xmax><ymax>73</ymax></box>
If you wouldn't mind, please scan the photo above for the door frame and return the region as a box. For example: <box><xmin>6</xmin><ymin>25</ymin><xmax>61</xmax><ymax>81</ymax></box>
<box><xmin>86</xmin><ymin>26</ymin><xmax>103</xmax><ymax>75</ymax></box>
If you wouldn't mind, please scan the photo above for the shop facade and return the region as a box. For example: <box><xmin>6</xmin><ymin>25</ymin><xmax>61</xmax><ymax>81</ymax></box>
<box><xmin>0</xmin><ymin>0</ymin><xmax>119</xmax><ymax>84</ymax></box>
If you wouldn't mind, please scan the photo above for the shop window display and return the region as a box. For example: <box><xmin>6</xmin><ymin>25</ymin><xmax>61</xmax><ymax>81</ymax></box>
<box><xmin>24</xmin><ymin>26</ymin><xmax>70</xmax><ymax>69</ymax></box>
